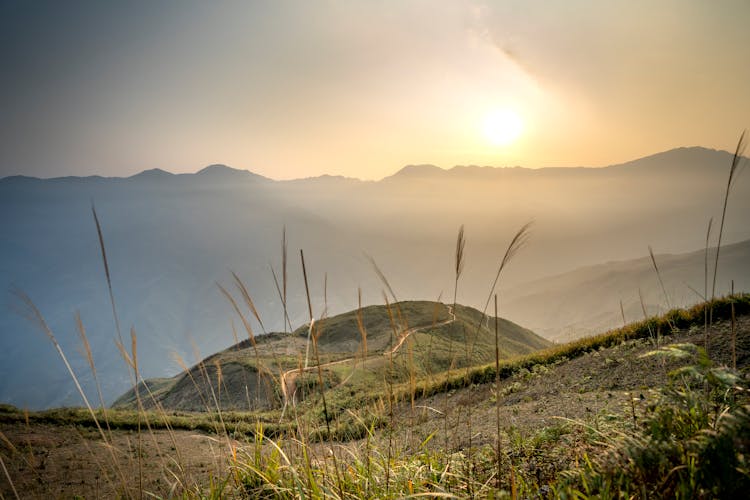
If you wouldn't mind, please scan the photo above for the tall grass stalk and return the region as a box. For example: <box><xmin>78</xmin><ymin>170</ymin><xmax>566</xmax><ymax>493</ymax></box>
<box><xmin>0</xmin><ymin>453</ymin><xmax>20</xmax><ymax>500</ymax></box>
<box><xmin>130</xmin><ymin>331</ymin><xmax>144</xmax><ymax>497</ymax></box>
<box><xmin>229</xmin><ymin>273</ymin><xmax>284</xmax><ymax>405</ymax></box>
<box><xmin>453</xmin><ymin>225</ymin><xmax>472</xmax><ymax>381</ymax></box>
<box><xmin>480</xmin><ymin>222</ymin><xmax>532</xmax><ymax>318</ymax></box>
<box><xmin>356</xmin><ymin>287</ymin><xmax>368</xmax><ymax>369</ymax></box>
<box><xmin>15</xmin><ymin>292</ymin><xmax>108</xmax><ymax>447</ymax></box>
<box><xmin>494</xmin><ymin>294</ymin><xmax>501</xmax><ymax>489</ymax></box>
<box><xmin>469</xmin><ymin>222</ymin><xmax>532</xmax><ymax>358</ymax></box>
<box><xmin>14</xmin><ymin>290</ymin><xmax>131</xmax><ymax>495</ymax></box>
<box><xmin>637</xmin><ymin>287</ymin><xmax>658</xmax><ymax>346</ymax></box>
<box><xmin>704</xmin><ymin>218</ymin><xmax>713</xmax><ymax>347</ymax></box>
<box><xmin>383</xmin><ymin>295</ymin><xmax>398</xmax><ymax>496</ymax></box>
<box><xmin>217</xmin><ymin>282</ymin><xmax>268</xmax><ymax>405</ymax></box>
<box><xmin>453</xmin><ymin>224</ymin><xmax>466</xmax><ymax>311</ymax></box>
<box><xmin>711</xmin><ymin>131</ymin><xmax>746</xmax><ymax>303</ymax></box>
<box><xmin>282</xmin><ymin>226</ymin><xmax>289</xmax><ymax>332</ymax></box>
<box><xmin>91</xmin><ymin>205</ymin><xmax>125</xmax><ymax>350</ymax></box>
<box><xmin>648</xmin><ymin>246</ymin><xmax>671</xmax><ymax>310</ymax></box>
<box><xmin>75</xmin><ymin>312</ymin><xmax>112</xmax><ymax>437</ymax></box>
<box><xmin>300</xmin><ymin>249</ymin><xmax>344</xmax><ymax>498</ymax></box>
<box><xmin>270</xmin><ymin>265</ymin><xmax>293</xmax><ymax>333</ymax></box>
<box><xmin>232</xmin><ymin>271</ymin><xmax>266</xmax><ymax>334</ymax></box>
<box><xmin>171</xmin><ymin>353</ymin><xmax>212</xmax><ymax>413</ymax></box>
<box><xmin>301</xmin><ymin>250</ymin><xmax>314</xmax><ymax>369</ymax></box>
<box><xmin>125</xmin><ymin>329</ymin><xmax>191</xmax><ymax>495</ymax></box>
<box><xmin>731</xmin><ymin>280</ymin><xmax>737</xmax><ymax>370</ymax></box>
<box><xmin>367</xmin><ymin>255</ymin><xmax>409</xmax><ymax>336</ymax></box>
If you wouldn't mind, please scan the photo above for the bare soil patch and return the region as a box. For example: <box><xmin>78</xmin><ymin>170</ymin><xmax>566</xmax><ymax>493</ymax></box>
<box><xmin>0</xmin><ymin>423</ymin><xmax>239</xmax><ymax>498</ymax></box>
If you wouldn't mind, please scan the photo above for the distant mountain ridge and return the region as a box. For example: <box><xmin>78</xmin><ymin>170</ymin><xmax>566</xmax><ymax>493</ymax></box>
<box><xmin>1</xmin><ymin>145</ymin><xmax>749</xmax><ymax>409</ymax></box>
<box><xmin>1</xmin><ymin>145</ymin><xmax>740</xmax><ymax>184</ymax></box>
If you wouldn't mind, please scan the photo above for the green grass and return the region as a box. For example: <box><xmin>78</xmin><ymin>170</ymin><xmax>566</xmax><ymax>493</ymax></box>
<box><xmin>112</xmin><ymin>300</ymin><xmax>550</xmax><ymax>414</ymax></box>
<box><xmin>4</xmin><ymin>295</ymin><xmax>748</xmax><ymax>498</ymax></box>
<box><xmin>8</xmin><ymin>294</ymin><xmax>745</xmax><ymax>442</ymax></box>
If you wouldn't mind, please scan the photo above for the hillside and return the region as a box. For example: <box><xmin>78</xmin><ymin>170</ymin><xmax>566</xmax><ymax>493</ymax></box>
<box><xmin>3</xmin><ymin>146</ymin><xmax>749</xmax><ymax>410</ymax></box>
<box><xmin>113</xmin><ymin>301</ymin><xmax>549</xmax><ymax>411</ymax></box>
<box><xmin>2</xmin><ymin>297</ymin><xmax>748</xmax><ymax>498</ymax></box>
<box><xmin>505</xmin><ymin>238</ymin><xmax>750</xmax><ymax>341</ymax></box>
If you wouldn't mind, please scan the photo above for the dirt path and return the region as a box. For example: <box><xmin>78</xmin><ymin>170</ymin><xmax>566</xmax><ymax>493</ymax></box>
<box><xmin>0</xmin><ymin>423</ymin><xmax>240</xmax><ymax>499</ymax></box>
<box><xmin>384</xmin><ymin>305</ymin><xmax>455</xmax><ymax>356</ymax></box>
<box><xmin>280</xmin><ymin>305</ymin><xmax>455</xmax><ymax>407</ymax></box>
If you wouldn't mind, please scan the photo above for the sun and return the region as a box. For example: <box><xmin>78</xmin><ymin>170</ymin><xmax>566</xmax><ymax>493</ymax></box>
<box><xmin>482</xmin><ymin>109</ymin><xmax>524</xmax><ymax>146</ymax></box>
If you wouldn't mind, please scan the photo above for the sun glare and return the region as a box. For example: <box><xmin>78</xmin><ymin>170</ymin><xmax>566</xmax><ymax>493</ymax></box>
<box><xmin>482</xmin><ymin>109</ymin><xmax>524</xmax><ymax>146</ymax></box>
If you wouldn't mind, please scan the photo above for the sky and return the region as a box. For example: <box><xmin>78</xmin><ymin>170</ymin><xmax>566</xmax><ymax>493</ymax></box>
<box><xmin>1</xmin><ymin>0</ymin><xmax>749</xmax><ymax>180</ymax></box>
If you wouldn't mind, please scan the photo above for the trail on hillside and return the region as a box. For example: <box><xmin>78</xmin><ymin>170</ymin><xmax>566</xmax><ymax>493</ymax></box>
<box><xmin>383</xmin><ymin>305</ymin><xmax>455</xmax><ymax>356</ymax></box>
<box><xmin>280</xmin><ymin>305</ymin><xmax>455</xmax><ymax>407</ymax></box>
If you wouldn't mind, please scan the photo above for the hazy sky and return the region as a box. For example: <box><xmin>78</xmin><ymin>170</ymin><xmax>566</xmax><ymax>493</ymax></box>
<box><xmin>1</xmin><ymin>0</ymin><xmax>748</xmax><ymax>180</ymax></box>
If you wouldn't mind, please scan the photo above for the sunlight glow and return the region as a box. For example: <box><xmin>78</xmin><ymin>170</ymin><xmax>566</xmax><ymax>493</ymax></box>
<box><xmin>482</xmin><ymin>109</ymin><xmax>524</xmax><ymax>147</ymax></box>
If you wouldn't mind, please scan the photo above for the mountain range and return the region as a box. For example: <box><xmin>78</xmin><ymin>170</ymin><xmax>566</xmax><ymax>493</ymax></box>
<box><xmin>1</xmin><ymin>146</ymin><xmax>748</xmax><ymax>409</ymax></box>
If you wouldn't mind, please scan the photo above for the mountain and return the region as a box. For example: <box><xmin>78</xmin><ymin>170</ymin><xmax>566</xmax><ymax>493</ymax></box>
<box><xmin>503</xmin><ymin>239</ymin><xmax>750</xmax><ymax>342</ymax></box>
<box><xmin>1</xmin><ymin>147</ymin><xmax>749</xmax><ymax>409</ymax></box>
<box><xmin>194</xmin><ymin>164</ymin><xmax>268</xmax><ymax>182</ymax></box>
<box><xmin>129</xmin><ymin>168</ymin><xmax>174</xmax><ymax>181</ymax></box>
<box><xmin>113</xmin><ymin>300</ymin><xmax>549</xmax><ymax>411</ymax></box>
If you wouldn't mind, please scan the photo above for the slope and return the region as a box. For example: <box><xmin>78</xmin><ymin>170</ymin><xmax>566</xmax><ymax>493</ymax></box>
<box><xmin>4</xmin><ymin>145</ymin><xmax>750</xmax><ymax>410</ymax></box>
<box><xmin>504</xmin><ymin>239</ymin><xmax>750</xmax><ymax>341</ymax></box>
<box><xmin>113</xmin><ymin>301</ymin><xmax>549</xmax><ymax>411</ymax></box>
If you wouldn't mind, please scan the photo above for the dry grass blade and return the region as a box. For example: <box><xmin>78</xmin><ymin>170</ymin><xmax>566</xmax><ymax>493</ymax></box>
<box><xmin>216</xmin><ymin>281</ymin><xmax>278</xmax><ymax>407</ymax></box>
<box><xmin>356</xmin><ymin>287</ymin><xmax>368</xmax><ymax>366</ymax></box>
<box><xmin>637</xmin><ymin>287</ymin><xmax>648</xmax><ymax>319</ymax></box>
<box><xmin>711</xmin><ymin>130</ymin><xmax>746</xmax><ymax>302</ymax></box>
<box><xmin>300</xmin><ymin>249</ymin><xmax>315</xmax><ymax>369</ymax></box>
<box><xmin>0</xmin><ymin>453</ymin><xmax>20</xmax><ymax>500</ymax></box>
<box><xmin>171</xmin><ymin>353</ymin><xmax>211</xmax><ymax>411</ymax></box>
<box><xmin>456</xmin><ymin>225</ymin><xmax>466</xmax><ymax>277</ymax></box>
<box><xmin>731</xmin><ymin>280</ymin><xmax>737</xmax><ymax>370</ymax></box>
<box><xmin>300</xmin><ymin>250</ymin><xmax>314</xmax><ymax>322</ymax></box>
<box><xmin>493</xmin><ymin>294</ymin><xmax>501</xmax><ymax>489</ymax></box>
<box><xmin>366</xmin><ymin>254</ymin><xmax>408</xmax><ymax>333</ymax></box>
<box><xmin>468</xmin><ymin>222</ymin><xmax>532</xmax><ymax>357</ymax></box>
<box><xmin>637</xmin><ymin>287</ymin><xmax>658</xmax><ymax>346</ymax></box>
<box><xmin>479</xmin><ymin>221</ymin><xmax>533</xmax><ymax>319</ymax></box>
<box><xmin>12</xmin><ymin>289</ymin><xmax>132</xmax><ymax>493</ymax></box>
<box><xmin>217</xmin><ymin>282</ymin><xmax>257</xmax><ymax>351</ymax></box>
<box><xmin>648</xmin><ymin>246</ymin><xmax>671</xmax><ymax>310</ymax></box>
<box><xmin>130</xmin><ymin>329</ymin><xmax>145</xmax><ymax>495</ymax></box>
<box><xmin>91</xmin><ymin>204</ymin><xmax>124</xmax><ymax>348</ymax></box>
<box><xmin>270</xmin><ymin>265</ymin><xmax>293</xmax><ymax>333</ymax></box>
<box><xmin>231</xmin><ymin>271</ymin><xmax>266</xmax><ymax>334</ymax></box>
<box><xmin>282</xmin><ymin>225</ymin><xmax>288</xmax><ymax>320</ymax></box>
<box><xmin>13</xmin><ymin>290</ymin><xmax>99</xmax><ymax>427</ymax></box>
<box><xmin>366</xmin><ymin>254</ymin><xmax>399</xmax><ymax>304</ymax></box>
<box><xmin>704</xmin><ymin>217</ymin><xmax>713</xmax><ymax>342</ymax></box>
<box><xmin>382</xmin><ymin>294</ymin><xmax>397</xmax><ymax>495</ymax></box>
<box><xmin>76</xmin><ymin>312</ymin><xmax>112</xmax><ymax>435</ymax></box>
<box><xmin>230</xmin><ymin>319</ymin><xmax>239</xmax><ymax>348</ymax></box>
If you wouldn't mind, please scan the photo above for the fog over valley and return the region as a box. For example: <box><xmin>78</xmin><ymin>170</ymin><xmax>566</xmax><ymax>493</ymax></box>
<box><xmin>2</xmin><ymin>146</ymin><xmax>748</xmax><ymax>409</ymax></box>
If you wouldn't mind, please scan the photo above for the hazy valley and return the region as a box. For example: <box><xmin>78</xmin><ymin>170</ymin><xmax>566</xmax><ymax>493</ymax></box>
<box><xmin>2</xmin><ymin>146</ymin><xmax>749</xmax><ymax>410</ymax></box>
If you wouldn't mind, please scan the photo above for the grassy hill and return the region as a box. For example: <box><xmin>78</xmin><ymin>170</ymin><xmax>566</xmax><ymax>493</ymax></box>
<box><xmin>113</xmin><ymin>300</ymin><xmax>549</xmax><ymax>412</ymax></box>
<box><xmin>3</xmin><ymin>295</ymin><xmax>749</xmax><ymax>498</ymax></box>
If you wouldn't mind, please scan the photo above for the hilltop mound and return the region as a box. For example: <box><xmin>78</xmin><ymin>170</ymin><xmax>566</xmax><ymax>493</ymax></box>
<box><xmin>113</xmin><ymin>301</ymin><xmax>548</xmax><ymax>411</ymax></box>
